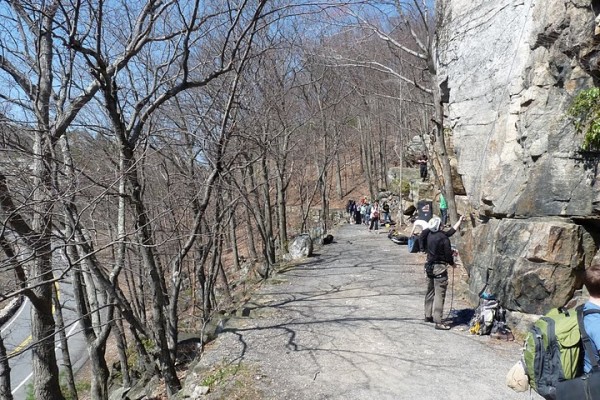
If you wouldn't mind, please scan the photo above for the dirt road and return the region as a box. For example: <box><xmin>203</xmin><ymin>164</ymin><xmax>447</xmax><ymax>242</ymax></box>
<box><xmin>192</xmin><ymin>223</ymin><xmax>539</xmax><ymax>400</ymax></box>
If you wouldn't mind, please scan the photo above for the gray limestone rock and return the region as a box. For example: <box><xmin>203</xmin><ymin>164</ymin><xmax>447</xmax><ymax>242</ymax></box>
<box><xmin>438</xmin><ymin>0</ymin><xmax>597</xmax><ymax>218</ymax></box>
<box><xmin>438</xmin><ymin>0</ymin><xmax>600</xmax><ymax>313</ymax></box>
<box><xmin>288</xmin><ymin>234</ymin><xmax>313</xmax><ymax>259</ymax></box>
<box><xmin>459</xmin><ymin>218</ymin><xmax>595</xmax><ymax>314</ymax></box>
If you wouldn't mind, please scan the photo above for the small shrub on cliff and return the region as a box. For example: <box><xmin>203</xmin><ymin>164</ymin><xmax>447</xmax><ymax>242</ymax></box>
<box><xmin>568</xmin><ymin>87</ymin><xmax>600</xmax><ymax>150</ymax></box>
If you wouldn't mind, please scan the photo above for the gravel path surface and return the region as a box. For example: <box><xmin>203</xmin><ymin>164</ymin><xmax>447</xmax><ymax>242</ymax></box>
<box><xmin>196</xmin><ymin>223</ymin><xmax>541</xmax><ymax>400</ymax></box>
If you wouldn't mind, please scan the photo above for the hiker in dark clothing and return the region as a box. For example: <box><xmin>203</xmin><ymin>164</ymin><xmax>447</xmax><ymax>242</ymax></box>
<box><xmin>419</xmin><ymin>215</ymin><xmax>463</xmax><ymax>254</ymax></box>
<box><xmin>420</xmin><ymin>216</ymin><xmax>463</xmax><ymax>330</ymax></box>
<box><xmin>417</xmin><ymin>154</ymin><xmax>428</xmax><ymax>181</ymax></box>
<box><xmin>353</xmin><ymin>206</ymin><xmax>362</xmax><ymax>224</ymax></box>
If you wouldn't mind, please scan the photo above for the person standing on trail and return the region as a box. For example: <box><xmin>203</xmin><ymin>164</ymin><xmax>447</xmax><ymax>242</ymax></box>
<box><xmin>417</xmin><ymin>154</ymin><xmax>428</xmax><ymax>181</ymax></box>
<box><xmin>360</xmin><ymin>202</ymin><xmax>367</xmax><ymax>225</ymax></box>
<box><xmin>421</xmin><ymin>216</ymin><xmax>460</xmax><ymax>330</ymax></box>
<box><xmin>419</xmin><ymin>215</ymin><xmax>463</xmax><ymax>255</ymax></box>
<box><xmin>346</xmin><ymin>200</ymin><xmax>353</xmax><ymax>216</ymax></box>
<box><xmin>438</xmin><ymin>190</ymin><xmax>448</xmax><ymax>226</ymax></box>
<box><xmin>354</xmin><ymin>203</ymin><xmax>362</xmax><ymax>224</ymax></box>
<box><xmin>382</xmin><ymin>201</ymin><xmax>391</xmax><ymax>224</ymax></box>
<box><xmin>369</xmin><ymin>201</ymin><xmax>380</xmax><ymax>231</ymax></box>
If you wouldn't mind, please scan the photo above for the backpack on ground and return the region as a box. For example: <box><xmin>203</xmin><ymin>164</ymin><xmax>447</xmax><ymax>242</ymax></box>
<box><xmin>387</xmin><ymin>229</ymin><xmax>408</xmax><ymax>244</ymax></box>
<box><xmin>522</xmin><ymin>305</ymin><xmax>600</xmax><ymax>399</ymax></box>
<box><xmin>469</xmin><ymin>296</ymin><xmax>499</xmax><ymax>335</ymax></box>
<box><xmin>490</xmin><ymin>306</ymin><xmax>514</xmax><ymax>341</ymax></box>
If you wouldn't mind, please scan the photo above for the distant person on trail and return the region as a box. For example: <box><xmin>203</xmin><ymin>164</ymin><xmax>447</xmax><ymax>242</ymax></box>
<box><xmin>353</xmin><ymin>202</ymin><xmax>362</xmax><ymax>224</ymax></box>
<box><xmin>347</xmin><ymin>200</ymin><xmax>356</xmax><ymax>223</ymax></box>
<box><xmin>382</xmin><ymin>201</ymin><xmax>391</xmax><ymax>224</ymax></box>
<box><xmin>420</xmin><ymin>215</ymin><xmax>463</xmax><ymax>330</ymax></box>
<box><xmin>438</xmin><ymin>190</ymin><xmax>448</xmax><ymax>226</ymax></box>
<box><xmin>360</xmin><ymin>203</ymin><xmax>367</xmax><ymax>225</ymax></box>
<box><xmin>417</xmin><ymin>154</ymin><xmax>428</xmax><ymax>181</ymax></box>
<box><xmin>369</xmin><ymin>201</ymin><xmax>380</xmax><ymax>231</ymax></box>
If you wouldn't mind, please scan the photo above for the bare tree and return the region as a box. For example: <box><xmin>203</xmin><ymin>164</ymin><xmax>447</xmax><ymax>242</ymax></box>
<box><xmin>326</xmin><ymin>1</ymin><xmax>458</xmax><ymax>222</ymax></box>
<box><xmin>0</xmin><ymin>332</ymin><xmax>12</xmax><ymax>400</ymax></box>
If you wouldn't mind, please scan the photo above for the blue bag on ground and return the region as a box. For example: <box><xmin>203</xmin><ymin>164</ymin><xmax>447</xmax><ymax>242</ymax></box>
<box><xmin>407</xmin><ymin>235</ymin><xmax>420</xmax><ymax>253</ymax></box>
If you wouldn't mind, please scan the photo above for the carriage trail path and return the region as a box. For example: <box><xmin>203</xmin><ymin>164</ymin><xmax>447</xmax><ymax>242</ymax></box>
<box><xmin>194</xmin><ymin>223</ymin><xmax>542</xmax><ymax>400</ymax></box>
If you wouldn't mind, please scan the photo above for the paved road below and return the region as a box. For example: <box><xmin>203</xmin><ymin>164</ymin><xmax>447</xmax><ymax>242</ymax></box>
<box><xmin>196</xmin><ymin>223</ymin><xmax>541</xmax><ymax>400</ymax></box>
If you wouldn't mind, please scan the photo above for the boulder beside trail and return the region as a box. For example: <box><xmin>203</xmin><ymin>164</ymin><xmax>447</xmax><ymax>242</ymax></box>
<box><xmin>288</xmin><ymin>234</ymin><xmax>313</xmax><ymax>259</ymax></box>
<box><xmin>459</xmin><ymin>217</ymin><xmax>595</xmax><ymax>314</ymax></box>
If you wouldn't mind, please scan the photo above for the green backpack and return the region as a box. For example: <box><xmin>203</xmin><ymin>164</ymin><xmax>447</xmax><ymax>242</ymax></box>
<box><xmin>522</xmin><ymin>306</ymin><xmax>600</xmax><ymax>399</ymax></box>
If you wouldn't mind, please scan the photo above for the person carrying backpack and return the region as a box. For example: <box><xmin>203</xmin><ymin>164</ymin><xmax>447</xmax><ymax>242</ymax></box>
<box><xmin>581</xmin><ymin>262</ymin><xmax>600</xmax><ymax>373</ymax></box>
<box><xmin>555</xmin><ymin>261</ymin><xmax>600</xmax><ymax>399</ymax></box>
<box><xmin>507</xmin><ymin>258</ymin><xmax>600</xmax><ymax>399</ymax></box>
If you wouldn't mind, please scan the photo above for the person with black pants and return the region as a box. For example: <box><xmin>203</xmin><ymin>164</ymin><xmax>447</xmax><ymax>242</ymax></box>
<box><xmin>421</xmin><ymin>216</ymin><xmax>460</xmax><ymax>330</ymax></box>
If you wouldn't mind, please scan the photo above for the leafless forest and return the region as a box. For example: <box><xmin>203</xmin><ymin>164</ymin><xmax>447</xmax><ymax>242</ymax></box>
<box><xmin>0</xmin><ymin>1</ymin><xmax>440</xmax><ymax>399</ymax></box>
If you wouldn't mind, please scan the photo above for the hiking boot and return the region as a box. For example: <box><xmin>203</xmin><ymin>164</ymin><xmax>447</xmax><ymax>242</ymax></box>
<box><xmin>435</xmin><ymin>323</ymin><xmax>451</xmax><ymax>330</ymax></box>
<box><xmin>424</xmin><ymin>317</ymin><xmax>433</xmax><ymax>323</ymax></box>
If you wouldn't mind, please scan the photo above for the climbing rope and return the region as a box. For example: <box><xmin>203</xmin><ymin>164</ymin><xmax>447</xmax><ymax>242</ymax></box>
<box><xmin>445</xmin><ymin>265</ymin><xmax>456</xmax><ymax>321</ymax></box>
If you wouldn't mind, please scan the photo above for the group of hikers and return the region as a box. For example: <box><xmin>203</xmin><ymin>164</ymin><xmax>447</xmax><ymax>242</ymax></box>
<box><xmin>346</xmin><ymin>188</ymin><xmax>458</xmax><ymax>330</ymax></box>
<box><xmin>346</xmin><ymin>198</ymin><xmax>392</xmax><ymax>231</ymax></box>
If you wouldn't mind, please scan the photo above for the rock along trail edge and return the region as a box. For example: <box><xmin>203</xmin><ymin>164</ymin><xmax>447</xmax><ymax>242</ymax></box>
<box><xmin>192</xmin><ymin>224</ymin><xmax>540</xmax><ymax>400</ymax></box>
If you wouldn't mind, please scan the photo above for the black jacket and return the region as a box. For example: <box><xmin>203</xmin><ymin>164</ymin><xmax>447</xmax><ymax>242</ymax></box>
<box><xmin>421</xmin><ymin>230</ymin><xmax>454</xmax><ymax>265</ymax></box>
<box><xmin>418</xmin><ymin>227</ymin><xmax>455</xmax><ymax>254</ymax></box>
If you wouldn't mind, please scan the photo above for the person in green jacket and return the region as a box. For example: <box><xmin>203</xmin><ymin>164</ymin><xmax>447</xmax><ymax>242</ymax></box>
<box><xmin>439</xmin><ymin>190</ymin><xmax>448</xmax><ymax>226</ymax></box>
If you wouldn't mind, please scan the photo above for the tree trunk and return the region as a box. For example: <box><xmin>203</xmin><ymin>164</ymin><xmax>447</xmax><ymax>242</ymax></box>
<box><xmin>244</xmin><ymin>205</ymin><xmax>258</xmax><ymax>261</ymax></box>
<box><xmin>122</xmin><ymin>145</ymin><xmax>181</xmax><ymax>394</ymax></box>
<box><xmin>0</xmin><ymin>333</ymin><xmax>13</xmax><ymax>400</ymax></box>
<box><xmin>335</xmin><ymin>152</ymin><xmax>343</xmax><ymax>199</ymax></box>
<box><xmin>53</xmin><ymin>287</ymin><xmax>78</xmax><ymax>400</ymax></box>
<box><xmin>360</xmin><ymin>115</ymin><xmax>375</xmax><ymax>201</ymax></box>
<box><xmin>226</xmin><ymin>189</ymin><xmax>240</xmax><ymax>270</ymax></box>
<box><xmin>429</xmin><ymin>33</ymin><xmax>458</xmax><ymax>224</ymax></box>
<box><xmin>114</xmin><ymin>311</ymin><xmax>131</xmax><ymax>388</ymax></box>
<box><xmin>275</xmin><ymin>171</ymin><xmax>288</xmax><ymax>253</ymax></box>
<box><xmin>242</xmin><ymin>165</ymin><xmax>258</xmax><ymax>261</ymax></box>
<box><xmin>31</xmin><ymin>132</ymin><xmax>65</xmax><ymax>400</ymax></box>
<box><xmin>88</xmin><ymin>342</ymin><xmax>110</xmax><ymax>400</ymax></box>
<box><xmin>380</xmin><ymin>125</ymin><xmax>388</xmax><ymax>190</ymax></box>
<box><xmin>259</xmin><ymin>155</ymin><xmax>276</xmax><ymax>270</ymax></box>
<box><xmin>319</xmin><ymin>168</ymin><xmax>328</xmax><ymax>235</ymax></box>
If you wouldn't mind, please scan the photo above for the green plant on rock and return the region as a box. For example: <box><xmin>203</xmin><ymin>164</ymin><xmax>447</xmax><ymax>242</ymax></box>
<box><xmin>26</xmin><ymin>383</ymin><xmax>34</xmax><ymax>400</ymax></box>
<box><xmin>389</xmin><ymin>178</ymin><xmax>410</xmax><ymax>198</ymax></box>
<box><xmin>201</xmin><ymin>363</ymin><xmax>243</xmax><ymax>387</ymax></box>
<box><xmin>401</xmin><ymin>179</ymin><xmax>410</xmax><ymax>197</ymax></box>
<box><xmin>568</xmin><ymin>87</ymin><xmax>600</xmax><ymax>150</ymax></box>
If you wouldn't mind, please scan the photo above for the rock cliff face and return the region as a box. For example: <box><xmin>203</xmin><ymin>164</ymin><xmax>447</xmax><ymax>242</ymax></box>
<box><xmin>437</xmin><ymin>0</ymin><xmax>600</xmax><ymax>311</ymax></box>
